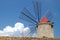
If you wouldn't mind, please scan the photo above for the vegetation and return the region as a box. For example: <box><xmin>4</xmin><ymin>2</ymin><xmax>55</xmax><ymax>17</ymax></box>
<box><xmin>0</xmin><ymin>37</ymin><xmax>60</xmax><ymax>40</ymax></box>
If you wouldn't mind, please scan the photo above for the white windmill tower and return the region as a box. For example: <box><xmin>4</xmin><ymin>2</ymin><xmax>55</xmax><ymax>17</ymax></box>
<box><xmin>36</xmin><ymin>16</ymin><xmax>54</xmax><ymax>38</ymax></box>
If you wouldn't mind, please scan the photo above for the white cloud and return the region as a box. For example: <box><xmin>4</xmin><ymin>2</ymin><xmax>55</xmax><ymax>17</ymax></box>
<box><xmin>0</xmin><ymin>22</ymin><xmax>35</xmax><ymax>37</ymax></box>
<box><xmin>3</xmin><ymin>26</ymin><xmax>14</xmax><ymax>32</ymax></box>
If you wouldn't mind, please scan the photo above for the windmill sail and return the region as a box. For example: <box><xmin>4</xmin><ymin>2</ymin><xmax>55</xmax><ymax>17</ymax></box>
<box><xmin>22</xmin><ymin>8</ymin><xmax>36</xmax><ymax>21</ymax></box>
<box><xmin>45</xmin><ymin>11</ymin><xmax>54</xmax><ymax>21</ymax></box>
<box><xmin>19</xmin><ymin>8</ymin><xmax>38</xmax><ymax>24</ymax></box>
<box><xmin>32</xmin><ymin>1</ymin><xmax>41</xmax><ymax>21</ymax></box>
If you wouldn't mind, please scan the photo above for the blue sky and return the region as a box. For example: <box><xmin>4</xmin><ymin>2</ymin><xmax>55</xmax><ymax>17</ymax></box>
<box><xmin>0</xmin><ymin>0</ymin><xmax>60</xmax><ymax>38</ymax></box>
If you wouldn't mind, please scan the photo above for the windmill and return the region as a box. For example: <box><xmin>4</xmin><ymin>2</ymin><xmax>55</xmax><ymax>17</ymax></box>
<box><xmin>19</xmin><ymin>0</ymin><xmax>54</xmax><ymax>38</ymax></box>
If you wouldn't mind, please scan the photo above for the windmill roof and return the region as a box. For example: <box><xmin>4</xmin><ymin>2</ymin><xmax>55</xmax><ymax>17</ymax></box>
<box><xmin>40</xmin><ymin>16</ymin><xmax>48</xmax><ymax>23</ymax></box>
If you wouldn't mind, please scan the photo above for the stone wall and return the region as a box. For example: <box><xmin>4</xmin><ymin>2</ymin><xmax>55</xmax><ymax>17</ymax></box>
<box><xmin>37</xmin><ymin>22</ymin><xmax>54</xmax><ymax>38</ymax></box>
<box><xmin>0</xmin><ymin>37</ymin><xmax>60</xmax><ymax>40</ymax></box>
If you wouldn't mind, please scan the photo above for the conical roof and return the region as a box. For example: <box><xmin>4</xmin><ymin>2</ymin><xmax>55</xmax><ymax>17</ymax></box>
<box><xmin>40</xmin><ymin>16</ymin><xmax>48</xmax><ymax>23</ymax></box>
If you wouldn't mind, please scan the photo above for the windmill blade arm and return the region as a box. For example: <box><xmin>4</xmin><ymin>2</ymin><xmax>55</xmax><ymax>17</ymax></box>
<box><xmin>45</xmin><ymin>11</ymin><xmax>54</xmax><ymax>20</ymax></box>
<box><xmin>19</xmin><ymin>16</ymin><xmax>35</xmax><ymax>24</ymax></box>
<box><xmin>23</xmin><ymin>8</ymin><xmax>36</xmax><ymax>20</ymax></box>
<box><xmin>21</xmin><ymin>12</ymin><xmax>38</xmax><ymax>23</ymax></box>
<box><xmin>37</xmin><ymin>2</ymin><xmax>41</xmax><ymax>22</ymax></box>
<box><xmin>19</xmin><ymin>12</ymin><xmax>36</xmax><ymax>24</ymax></box>
<box><xmin>36</xmin><ymin>2</ymin><xmax>40</xmax><ymax>22</ymax></box>
<box><xmin>32</xmin><ymin>1</ymin><xmax>37</xmax><ymax>18</ymax></box>
<box><xmin>25</xmin><ymin>25</ymin><xmax>36</xmax><ymax>36</ymax></box>
<box><xmin>32</xmin><ymin>1</ymin><xmax>41</xmax><ymax>21</ymax></box>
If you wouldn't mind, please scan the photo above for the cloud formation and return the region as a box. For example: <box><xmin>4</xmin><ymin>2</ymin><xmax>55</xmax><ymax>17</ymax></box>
<box><xmin>0</xmin><ymin>22</ymin><xmax>35</xmax><ymax>37</ymax></box>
